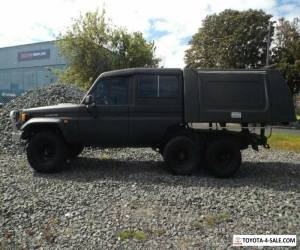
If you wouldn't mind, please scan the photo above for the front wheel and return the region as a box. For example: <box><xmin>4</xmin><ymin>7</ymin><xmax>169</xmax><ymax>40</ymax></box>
<box><xmin>205</xmin><ymin>139</ymin><xmax>241</xmax><ymax>178</ymax></box>
<box><xmin>26</xmin><ymin>132</ymin><xmax>67</xmax><ymax>173</ymax></box>
<box><xmin>163</xmin><ymin>136</ymin><xmax>200</xmax><ymax>175</ymax></box>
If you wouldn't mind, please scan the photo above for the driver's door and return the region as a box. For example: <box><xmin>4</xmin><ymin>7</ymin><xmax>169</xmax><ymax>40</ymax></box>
<box><xmin>79</xmin><ymin>76</ymin><xmax>130</xmax><ymax>146</ymax></box>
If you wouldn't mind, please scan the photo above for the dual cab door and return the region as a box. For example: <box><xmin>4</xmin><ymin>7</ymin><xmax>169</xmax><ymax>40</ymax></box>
<box><xmin>79</xmin><ymin>73</ymin><xmax>182</xmax><ymax>146</ymax></box>
<box><xmin>79</xmin><ymin>77</ymin><xmax>129</xmax><ymax>146</ymax></box>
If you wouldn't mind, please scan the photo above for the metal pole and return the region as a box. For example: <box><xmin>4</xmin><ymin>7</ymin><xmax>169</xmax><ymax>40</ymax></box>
<box><xmin>266</xmin><ymin>21</ymin><xmax>271</xmax><ymax>66</ymax></box>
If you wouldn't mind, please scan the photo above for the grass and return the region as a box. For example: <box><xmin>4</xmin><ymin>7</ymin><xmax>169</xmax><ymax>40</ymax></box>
<box><xmin>268</xmin><ymin>133</ymin><xmax>300</xmax><ymax>152</ymax></box>
<box><xmin>117</xmin><ymin>230</ymin><xmax>147</xmax><ymax>241</ymax></box>
<box><xmin>191</xmin><ymin>211</ymin><xmax>232</xmax><ymax>229</ymax></box>
<box><xmin>205</xmin><ymin>211</ymin><xmax>231</xmax><ymax>226</ymax></box>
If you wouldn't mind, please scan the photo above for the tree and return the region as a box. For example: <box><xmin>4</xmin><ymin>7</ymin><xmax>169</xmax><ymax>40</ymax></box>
<box><xmin>185</xmin><ymin>9</ymin><xmax>273</xmax><ymax>69</ymax></box>
<box><xmin>110</xmin><ymin>29</ymin><xmax>160</xmax><ymax>69</ymax></box>
<box><xmin>272</xmin><ymin>18</ymin><xmax>300</xmax><ymax>95</ymax></box>
<box><xmin>57</xmin><ymin>10</ymin><xmax>160</xmax><ymax>89</ymax></box>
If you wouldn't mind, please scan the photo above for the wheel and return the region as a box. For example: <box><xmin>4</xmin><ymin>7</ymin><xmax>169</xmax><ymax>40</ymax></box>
<box><xmin>67</xmin><ymin>144</ymin><xmax>84</xmax><ymax>159</ymax></box>
<box><xmin>163</xmin><ymin>136</ymin><xmax>200</xmax><ymax>175</ymax></box>
<box><xmin>205</xmin><ymin>139</ymin><xmax>241</xmax><ymax>178</ymax></box>
<box><xmin>26</xmin><ymin>131</ymin><xmax>67</xmax><ymax>173</ymax></box>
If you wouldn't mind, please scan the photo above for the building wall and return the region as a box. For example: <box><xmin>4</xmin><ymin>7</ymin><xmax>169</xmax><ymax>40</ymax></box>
<box><xmin>0</xmin><ymin>41</ymin><xmax>66</xmax><ymax>102</ymax></box>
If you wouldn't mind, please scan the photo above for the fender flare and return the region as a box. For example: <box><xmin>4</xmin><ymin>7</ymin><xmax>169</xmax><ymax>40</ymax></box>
<box><xmin>20</xmin><ymin>118</ymin><xmax>75</xmax><ymax>143</ymax></box>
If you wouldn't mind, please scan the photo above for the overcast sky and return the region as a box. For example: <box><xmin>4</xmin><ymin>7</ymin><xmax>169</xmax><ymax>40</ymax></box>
<box><xmin>0</xmin><ymin>0</ymin><xmax>299</xmax><ymax>67</ymax></box>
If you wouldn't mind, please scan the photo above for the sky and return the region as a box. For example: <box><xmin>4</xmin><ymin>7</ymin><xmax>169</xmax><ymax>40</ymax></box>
<box><xmin>0</xmin><ymin>0</ymin><xmax>299</xmax><ymax>68</ymax></box>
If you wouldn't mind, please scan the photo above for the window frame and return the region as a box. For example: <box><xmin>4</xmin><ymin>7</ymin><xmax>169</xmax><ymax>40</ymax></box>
<box><xmin>91</xmin><ymin>76</ymin><xmax>130</xmax><ymax>106</ymax></box>
<box><xmin>136</xmin><ymin>74</ymin><xmax>179</xmax><ymax>99</ymax></box>
<box><xmin>159</xmin><ymin>75</ymin><xmax>180</xmax><ymax>98</ymax></box>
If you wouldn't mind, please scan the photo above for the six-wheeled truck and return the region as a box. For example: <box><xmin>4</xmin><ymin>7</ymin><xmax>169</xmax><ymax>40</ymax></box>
<box><xmin>10</xmin><ymin>68</ymin><xmax>296</xmax><ymax>177</ymax></box>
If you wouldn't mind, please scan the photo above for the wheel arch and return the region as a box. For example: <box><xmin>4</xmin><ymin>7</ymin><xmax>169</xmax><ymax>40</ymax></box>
<box><xmin>159</xmin><ymin>124</ymin><xmax>189</xmax><ymax>150</ymax></box>
<box><xmin>163</xmin><ymin>124</ymin><xmax>211</xmax><ymax>147</ymax></box>
<box><xmin>21</xmin><ymin>118</ymin><xmax>68</xmax><ymax>142</ymax></box>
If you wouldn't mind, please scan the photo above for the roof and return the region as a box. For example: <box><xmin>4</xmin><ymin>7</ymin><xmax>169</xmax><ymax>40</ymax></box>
<box><xmin>0</xmin><ymin>40</ymin><xmax>57</xmax><ymax>50</ymax></box>
<box><xmin>187</xmin><ymin>68</ymin><xmax>268</xmax><ymax>73</ymax></box>
<box><xmin>99</xmin><ymin>68</ymin><xmax>182</xmax><ymax>78</ymax></box>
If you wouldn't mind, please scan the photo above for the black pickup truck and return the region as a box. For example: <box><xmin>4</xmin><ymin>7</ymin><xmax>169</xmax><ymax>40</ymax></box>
<box><xmin>10</xmin><ymin>68</ymin><xmax>296</xmax><ymax>177</ymax></box>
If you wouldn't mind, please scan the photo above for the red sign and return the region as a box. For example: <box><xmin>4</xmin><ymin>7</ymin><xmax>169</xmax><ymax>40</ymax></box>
<box><xmin>18</xmin><ymin>49</ymin><xmax>50</xmax><ymax>61</ymax></box>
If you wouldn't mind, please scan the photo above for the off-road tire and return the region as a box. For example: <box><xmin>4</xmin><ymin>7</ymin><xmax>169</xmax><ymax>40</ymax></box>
<box><xmin>67</xmin><ymin>144</ymin><xmax>84</xmax><ymax>159</ymax></box>
<box><xmin>205</xmin><ymin>139</ymin><xmax>241</xmax><ymax>178</ymax></box>
<box><xmin>26</xmin><ymin>131</ymin><xmax>67</xmax><ymax>173</ymax></box>
<box><xmin>163</xmin><ymin>136</ymin><xmax>200</xmax><ymax>175</ymax></box>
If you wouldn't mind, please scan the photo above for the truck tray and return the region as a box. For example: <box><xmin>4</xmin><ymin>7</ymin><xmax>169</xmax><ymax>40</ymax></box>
<box><xmin>184</xmin><ymin>69</ymin><xmax>296</xmax><ymax>124</ymax></box>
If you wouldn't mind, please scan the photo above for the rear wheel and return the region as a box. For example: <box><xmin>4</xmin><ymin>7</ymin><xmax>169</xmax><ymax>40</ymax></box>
<box><xmin>205</xmin><ymin>139</ymin><xmax>241</xmax><ymax>178</ymax></box>
<box><xmin>163</xmin><ymin>136</ymin><xmax>200</xmax><ymax>175</ymax></box>
<box><xmin>26</xmin><ymin>132</ymin><xmax>67</xmax><ymax>173</ymax></box>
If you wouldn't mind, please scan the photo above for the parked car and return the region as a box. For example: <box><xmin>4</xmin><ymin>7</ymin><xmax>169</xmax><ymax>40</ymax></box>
<box><xmin>10</xmin><ymin>68</ymin><xmax>296</xmax><ymax>177</ymax></box>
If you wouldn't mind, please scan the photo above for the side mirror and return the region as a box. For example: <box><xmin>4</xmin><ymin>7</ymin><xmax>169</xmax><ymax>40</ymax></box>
<box><xmin>84</xmin><ymin>95</ymin><xmax>95</xmax><ymax>106</ymax></box>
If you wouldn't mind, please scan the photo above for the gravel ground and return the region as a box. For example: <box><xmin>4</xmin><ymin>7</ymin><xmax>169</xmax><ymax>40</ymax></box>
<box><xmin>1</xmin><ymin>84</ymin><xmax>299</xmax><ymax>249</ymax></box>
<box><xmin>1</xmin><ymin>148</ymin><xmax>299</xmax><ymax>249</ymax></box>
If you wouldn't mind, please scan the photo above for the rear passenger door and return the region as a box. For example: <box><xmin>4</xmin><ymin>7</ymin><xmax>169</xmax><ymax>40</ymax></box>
<box><xmin>129</xmin><ymin>73</ymin><xmax>183</xmax><ymax>146</ymax></box>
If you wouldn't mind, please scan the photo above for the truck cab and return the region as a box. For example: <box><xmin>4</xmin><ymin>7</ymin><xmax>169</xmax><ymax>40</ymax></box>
<box><xmin>80</xmin><ymin>68</ymin><xmax>183</xmax><ymax>147</ymax></box>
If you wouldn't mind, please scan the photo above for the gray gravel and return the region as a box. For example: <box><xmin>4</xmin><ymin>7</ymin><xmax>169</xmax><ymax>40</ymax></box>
<box><xmin>1</xmin><ymin>148</ymin><xmax>299</xmax><ymax>249</ymax></box>
<box><xmin>0</xmin><ymin>83</ymin><xmax>84</xmax><ymax>154</ymax></box>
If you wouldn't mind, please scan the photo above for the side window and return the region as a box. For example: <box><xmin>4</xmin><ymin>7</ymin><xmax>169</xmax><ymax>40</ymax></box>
<box><xmin>137</xmin><ymin>75</ymin><xmax>179</xmax><ymax>98</ymax></box>
<box><xmin>93</xmin><ymin>77</ymin><xmax>129</xmax><ymax>105</ymax></box>
<box><xmin>137</xmin><ymin>75</ymin><xmax>158</xmax><ymax>97</ymax></box>
<box><xmin>160</xmin><ymin>76</ymin><xmax>179</xmax><ymax>97</ymax></box>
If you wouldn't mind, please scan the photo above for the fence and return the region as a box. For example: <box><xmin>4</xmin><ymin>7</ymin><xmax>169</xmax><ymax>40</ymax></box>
<box><xmin>0</xmin><ymin>93</ymin><xmax>18</xmax><ymax>107</ymax></box>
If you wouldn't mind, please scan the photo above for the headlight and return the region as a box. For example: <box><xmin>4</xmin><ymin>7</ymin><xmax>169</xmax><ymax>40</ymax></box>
<box><xmin>20</xmin><ymin>113</ymin><xmax>29</xmax><ymax>122</ymax></box>
<box><xmin>10</xmin><ymin>110</ymin><xmax>20</xmax><ymax>123</ymax></box>
<box><xmin>10</xmin><ymin>110</ymin><xmax>29</xmax><ymax>125</ymax></box>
